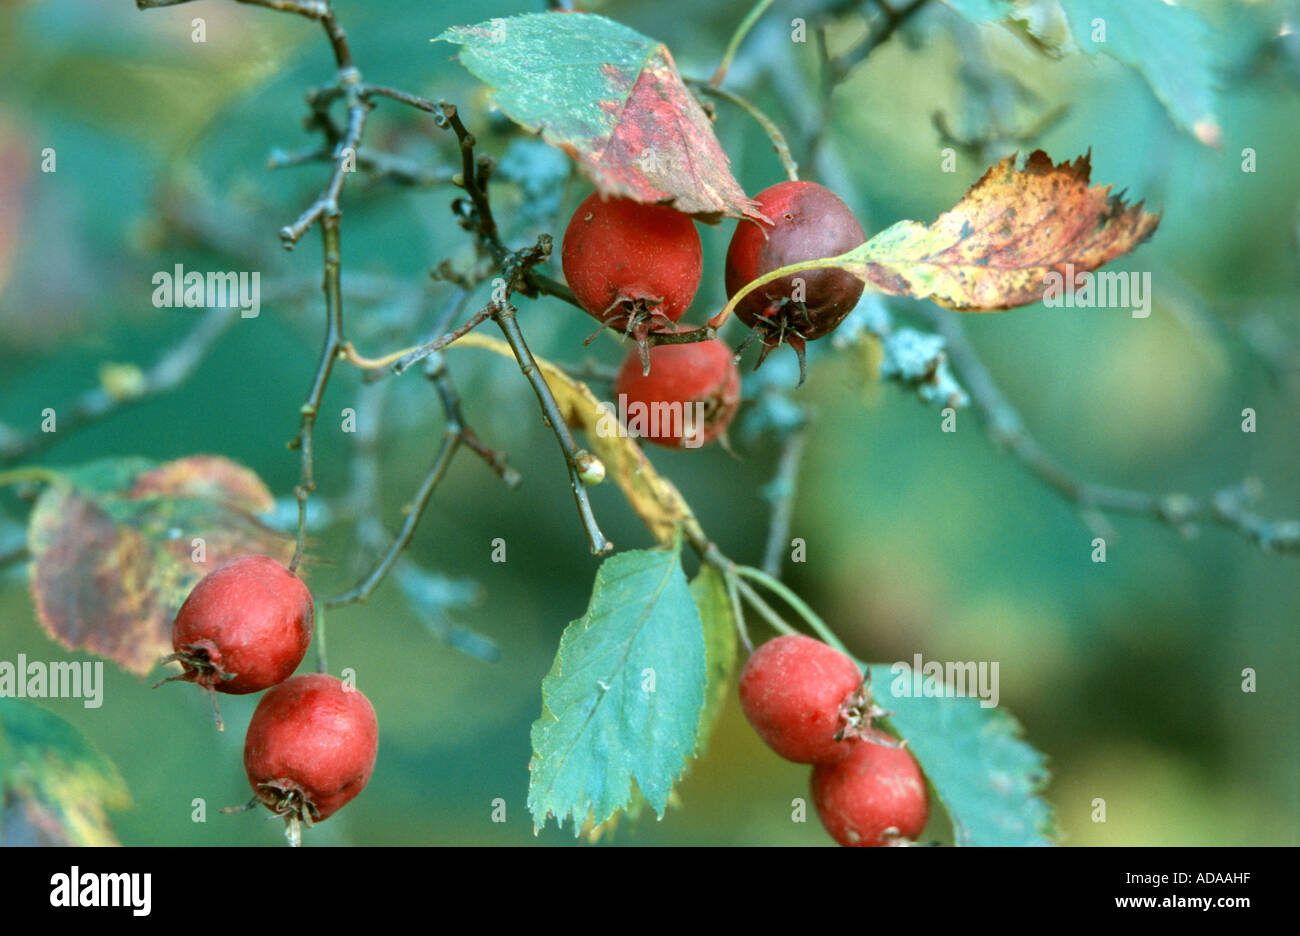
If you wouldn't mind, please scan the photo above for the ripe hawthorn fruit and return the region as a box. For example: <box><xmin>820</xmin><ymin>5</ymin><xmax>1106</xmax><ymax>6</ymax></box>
<box><xmin>811</xmin><ymin>729</ymin><xmax>930</xmax><ymax>847</ymax></box>
<box><xmin>613</xmin><ymin>333</ymin><xmax>740</xmax><ymax>448</ymax></box>
<box><xmin>724</xmin><ymin>180</ymin><xmax>866</xmax><ymax>384</ymax></box>
<box><xmin>240</xmin><ymin>673</ymin><xmax>379</xmax><ymax>846</ymax></box>
<box><xmin>738</xmin><ymin>634</ymin><xmax>866</xmax><ymax>764</ymax></box>
<box><xmin>562</xmin><ymin>192</ymin><xmax>702</xmax><ymax>367</ymax></box>
<box><xmin>158</xmin><ymin>554</ymin><xmax>314</xmax><ymax>730</ymax></box>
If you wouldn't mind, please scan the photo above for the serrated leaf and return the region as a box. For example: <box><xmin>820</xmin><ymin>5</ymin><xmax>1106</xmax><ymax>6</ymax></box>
<box><xmin>437</xmin><ymin>13</ymin><xmax>761</xmax><ymax>222</ymax></box>
<box><xmin>24</xmin><ymin>455</ymin><xmax>294</xmax><ymax>675</ymax></box>
<box><xmin>689</xmin><ymin>565</ymin><xmax>738</xmax><ymax>754</ymax></box>
<box><xmin>717</xmin><ymin>150</ymin><xmax>1159</xmax><ymax>319</ymax></box>
<box><xmin>0</xmin><ymin>699</ymin><xmax>130</xmax><ymax>846</ymax></box>
<box><xmin>1044</xmin><ymin>0</ymin><xmax>1220</xmax><ymax>145</ymax></box>
<box><xmin>868</xmin><ymin>664</ymin><xmax>1054</xmax><ymax>846</ymax></box>
<box><xmin>528</xmin><ymin>543</ymin><xmax>706</xmax><ymax>833</ymax></box>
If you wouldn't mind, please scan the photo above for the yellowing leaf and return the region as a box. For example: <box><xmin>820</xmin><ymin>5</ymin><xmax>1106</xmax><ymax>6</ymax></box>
<box><xmin>715</xmin><ymin>150</ymin><xmax>1160</xmax><ymax>322</ymax></box>
<box><xmin>23</xmin><ymin>456</ymin><xmax>294</xmax><ymax>675</ymax></box>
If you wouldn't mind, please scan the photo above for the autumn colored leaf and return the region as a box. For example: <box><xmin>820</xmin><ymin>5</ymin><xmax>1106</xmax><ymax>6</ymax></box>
<box><xmin>450</xmin><ymin>333</ymin><xmax>702</xmax><ymax>548</ymax></box>
<box><xmin>0</xmin><ymin>699</ymin><xmax>130</xmax><ymax>846</ymax></box>
<box><xmin>437</xmin><ymin>13</ymin><xmax>761</xmax><ymax>223</ymax></box>
<box><xmin>715</xmin><ymin>150</ymin><xmax>1160</xmax><ymax>322</ymax></box>
<box><xmin>21</xmin><ymin>455</ymin><xmax>294</xmax><ymax>676</ymax></box>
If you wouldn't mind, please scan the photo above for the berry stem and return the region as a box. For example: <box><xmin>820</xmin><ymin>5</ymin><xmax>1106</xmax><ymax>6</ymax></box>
<box><xmin>734</xmin><ymin>564</ymin><xmax>850</xmax><ymax>656</ymax></box>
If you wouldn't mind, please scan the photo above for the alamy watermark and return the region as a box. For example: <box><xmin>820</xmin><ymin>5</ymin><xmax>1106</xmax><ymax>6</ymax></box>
<box><xmin>1042</xmin><ymin>263</ymin><xmax>1150</xmax><ymax>318</ymax></box>
<box><xmin>0</xmin><ymin>655</ymin><xmax>104</xmax><ymax>708</ymax></box>
<box><xmin>889</xmin><ymin>654</ymin><xmax>999</xmax><ymax>708</ymax></box>
<box><xmin>152</xmin><ymin>263</ymin><xmax>260</xmax><ymax>318</ymax></box>
<box><xmin>594</xmin><ymin>395</ymin><xmax>707</xmax><ymax>448</ymax></box>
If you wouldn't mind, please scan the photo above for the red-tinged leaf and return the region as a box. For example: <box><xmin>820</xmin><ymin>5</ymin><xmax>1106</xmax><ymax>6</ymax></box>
<box><xmin>714</xmin><ymin>150</ymin><xmax>1160</xmax><ymax>323</ymax></box>
<box><xmin>437</xmin><ymin>13</ymin><xmax>761</xmax><ymax>223</ymax></box>
<box><xmin>24</xmin><ymin>456</ymin><xmax>295</xmax><ymax>676</ymax></box>
<box><xmin>126</xmin><ymin>454</ymin><xmax>275</xmax><ymax>513</ymax></box>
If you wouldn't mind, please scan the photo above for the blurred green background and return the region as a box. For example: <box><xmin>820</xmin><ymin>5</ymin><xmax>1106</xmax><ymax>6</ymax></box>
<box><xmin>0</xmin><ymin>0</ymin><xmax>1296</xmax><ymax>845</ymax></box>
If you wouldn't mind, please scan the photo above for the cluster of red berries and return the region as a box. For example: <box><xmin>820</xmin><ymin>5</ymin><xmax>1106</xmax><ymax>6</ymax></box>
<box><xmin>561</xmin><ymin>180</ymin><xmax>865</xmax><ymax>446</ymax></box>
<box><xmin>158</xmin><ymin>554</ymin><xmax>378</xmax><ymax>844</ymax></box>
<box><xmin>739</xmin><ymin>634</ymin><xmax>929</xmax><ymax>846</ymax></box>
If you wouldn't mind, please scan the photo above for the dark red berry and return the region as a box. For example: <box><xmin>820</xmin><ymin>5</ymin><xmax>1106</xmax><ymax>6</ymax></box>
<box><xmin>725</xmin><ymin>180</ymin><xmax>866</xmax><ymax>383</ymax></box>
<box><xmin>811</xmin><ymin>729</ymin><xmax>929</xmax><ymax>846</ymax></box>
<box><xmin>241</xmin><ymin>673</ymin><xmax>378</xmax><ymax>845</ymax></box>
<box><xmin>159</xmin><ymin>555</ymin><xmax>314</xmax><ymax>730</ymax></box>
<box><xmin>562</xmin><ymin>192</ymin><xmax>702</xmax><ymax>358</ymax></box>
<box><xmin>613</xmin><ymin>333</ymin><xmax>740</xmax><ymax>448</ymax></box>
<box><xmin>738</xmin><ymin>634</ymin><xmax>864</xmax><ymax>764</ymax></box>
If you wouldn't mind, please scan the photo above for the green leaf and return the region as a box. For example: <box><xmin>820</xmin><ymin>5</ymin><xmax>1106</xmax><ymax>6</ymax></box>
<box><xmin>0</xmin><ymin>699</ymin><xmax>130</xmax><ymax>846</ymax></box>
<box><xmin>1028</xmin><ymin>0</ymin><xmax>1221</xmax><ymax>145</ymax></box>
<box><xmin>437</xmin><ymin>13</ymin><xmax>761</xmax><ymax>222</ymax></box>
<box><xmin>868</xmin><ymin>664</ymin><xmax>1054</xmax><ymax>846</ymax></box>
<box><xmin>528</xmin><ymin>542</ymin><xmax>707</xmax><ymax>833</ymax></box>
<box><xmin>24</xmin><ymin>455</ymin><xmax>295</xmax><ymax>675</ymax></box>
<box><xmin>689</xmin><ymin>565</ymin><xmax>738</xmax><ymax>754</ymax></box>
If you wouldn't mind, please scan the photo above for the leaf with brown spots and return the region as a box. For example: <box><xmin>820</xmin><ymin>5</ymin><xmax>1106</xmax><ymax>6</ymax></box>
<box><xmin>714</xmin><ymin>150</ymin><xmax>1161</xmax><ymax>323</ymax></box>
<box><xmin>23</xmin><ymin>456</ymin><xmax>294</xmax><ymax>676</ymax></box>
<box><xmin>437</xmin><ymin>13</ymin><xmax>761</xmax><ymax>223</ymax></box>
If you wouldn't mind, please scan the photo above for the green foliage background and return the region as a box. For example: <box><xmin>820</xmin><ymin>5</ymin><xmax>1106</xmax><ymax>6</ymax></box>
<box><xmin>0</xmin><ymin>0</ymin><xmax>1297</xmax><ymax>845</ymax></box>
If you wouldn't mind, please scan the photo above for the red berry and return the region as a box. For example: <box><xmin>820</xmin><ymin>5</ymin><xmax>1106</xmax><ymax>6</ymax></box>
<box><xmin>738</xmin><ymin>634</ymin><xmax>863</xmax><ymax>764</ymax></box>
<box><xmin>161</xmin><ymin>555</ymin><xmax>314</xmax><ymax>728</ymax></box>
<box><xmin>811</xmin><ymin>730</ymin><xmax>929</xmax><ymax>846</ymax></box>
<box><xmin>242</xmin><ymin>673</ymin><xmax>378</xmax><ymax>845</ymax></box>
<box><xmin>562</xmin><ymin>192</ymin><xmax>702</xmax><ymax>342</ymax></box>
<box><xmin>613</xmin><ymin>334</ymin><xmax>740</xmax><ymax>448</ymax></box>
<box><xmin>725</xmin><ymin>180</ymin><xmax>866</xmax><ymax>382</ymax></box>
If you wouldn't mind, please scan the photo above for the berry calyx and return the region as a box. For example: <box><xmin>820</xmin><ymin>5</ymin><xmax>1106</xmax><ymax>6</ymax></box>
<box><xmin>157</xmin><ymin>554</ymin><xmax>314</xmax><ymax>730</ymax></box>
<box><xmin>738</xmin><ymin>634</ymin><xmax>865</xmax><ymax>764</ymax></box>
<box><xmin>612</xmin><ymin>333</ymin><xmax>741</xmax><ymax>449</ymax></box>
<box><xmin>811</xmin><ymin>729</ymin><xmax>929</xmax><ymax>846</ymax></box>
<box><xmin>562</xmin><ymin>192</ymin><xmax>703</xmax><ymax>362</ymax></box>
<box><xmin>239</xmin><ymin>673</ymin><xmax>379</xmax><ymax>846</ymax></box>
<box><xmin>724</xmin><ymin>180</ymin><xmax>866</xmax><ymax>384</ymax></box>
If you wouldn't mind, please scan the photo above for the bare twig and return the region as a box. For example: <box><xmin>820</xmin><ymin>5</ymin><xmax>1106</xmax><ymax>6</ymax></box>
<box><xmin>762</xmin><ymin>428</ymin><xmax>809</xmax><ymax>576</ymax></box>
<box><xmin>0</xmin><ymin>305</ymin><xmax>238</xmax><ymax>465</ymax></box>
<box><xmin>692</xmin><ymin>82</ymin><xmax>798</xmax><ymax>181</ymax></box>
<box><xmin>493</xmin><ymin>304</ymin><xmax>611</xmax><ymax>555</ymax></box>
<box><xmin>809</xmin><ymin>0</ymin><xmax>930</xmax><ymax>168</ymax></box>
<box><xmin>918</xmin><ymin>306</ymin><xmax>1300</xmax><ymax>553</ymax></box>
<box><xmin>286</xmin><ymin>215</ymin><xmax>345</xmax><ymax>573</ymax></box>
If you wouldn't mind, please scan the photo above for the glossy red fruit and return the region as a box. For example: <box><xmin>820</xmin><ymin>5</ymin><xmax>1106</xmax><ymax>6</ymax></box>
<box><xmin>613</xmin><ymin>334</ymin><xmax>741</xmax><ymax>448</ymax></box>
<box><xmin>160</xmin><ymin>555</ymin><xmax>314</xmax><ymax>729</ymax></box>
<box><xmin>811</xmin><ymin>730</ymin><xmax>929</xmax><ymax>846</ymax></box>
<box><xmin>562</xmin><ymin>192</ymin><xmax>702</xmax><ymax>348</ymax></box>
<box><xmin>725</xmin><ymin>180</ymin><xmax>866</xmax><ymax>382</ymax></box>
<box><xmin>738</xmin><ymin>634</ymin><xmax>864</xmax><ymax>764</ymax></box>
<box><xmin>242</xmin><ymin>674</ymin><xmax>379</xmax><ymax>845</ymax></box>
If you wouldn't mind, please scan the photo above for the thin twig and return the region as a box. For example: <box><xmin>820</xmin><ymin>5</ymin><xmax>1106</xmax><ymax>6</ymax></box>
<box><xmin>761</xmin><ymin>428</ymin><xmax>808</xmax><ymax>576</ymax></box>
<box><xmin>691</xmin><ymin>82</ymin><xmax>798</xmax><ymax>181</ymax></box>
<box><xmin>1</xmin><ymin>305</ymin><xmax>238</xmax><ymax>465</ymax></box>
<box><xmin>287</xmin><ymin>215</ymin><xmax>345</xmax><ymax>573</ymax></box>
<box><xmin>325</xmin><ymin>432</ymin><xmax>461</xmax><ymax>606</ymax></box>
<box><xmin>918</xmin><ymin>306</ymin><xmax>1300</xmax><ymax>553</ymax></box>
<box><xmin>493</xmin><ymin>304</ymin><xmax>611</xmax><ymax>555</ymax></box>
